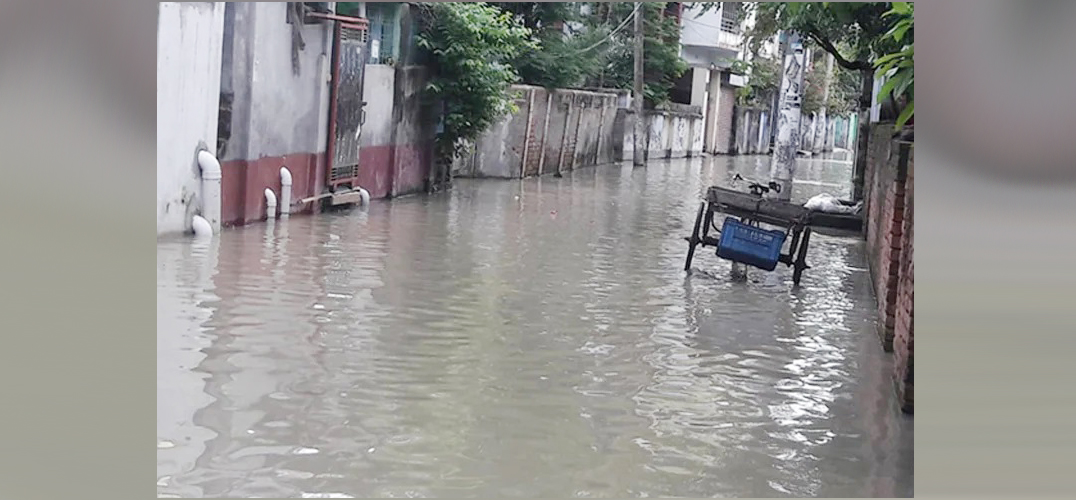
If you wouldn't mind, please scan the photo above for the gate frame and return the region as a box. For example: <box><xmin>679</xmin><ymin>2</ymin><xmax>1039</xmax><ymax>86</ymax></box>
<box><xmin>326</xmin><ymin>18</ymin><xmax>370</xmax><ymax>193</ymax></box>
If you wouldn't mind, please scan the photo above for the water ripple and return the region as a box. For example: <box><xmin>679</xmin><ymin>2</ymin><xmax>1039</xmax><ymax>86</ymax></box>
<box><xmin>158</xmin><ymin>156</ymin><xmax>912</xmax><ymax>497</ymax></box>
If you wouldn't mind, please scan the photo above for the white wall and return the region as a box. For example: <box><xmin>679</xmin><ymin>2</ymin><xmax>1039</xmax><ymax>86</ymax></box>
<box><xmin>360</xmin><ymin>65</ymin><xmax>397</xmax><ymax>147</ymax></box>
<box><xmin>680</xmin><ymin>5</ymin><xmax>727</xmax><ymax>48</ymax></box>
<box><xmin>157</xmin><ymin>2</ymin><xmax>226</xmax><ymax>236</ymax></box>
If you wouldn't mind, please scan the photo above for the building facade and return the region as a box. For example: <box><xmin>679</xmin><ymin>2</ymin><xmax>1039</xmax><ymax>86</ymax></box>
<box><xmin>677</xmin><ymin>2</ymin><xmax>762</xmax><ymax>155</ymax></box>
<box><xmin>157</xmin><ymin>2</ymin><xmax>434</xmax><ymax>236</ymax></box>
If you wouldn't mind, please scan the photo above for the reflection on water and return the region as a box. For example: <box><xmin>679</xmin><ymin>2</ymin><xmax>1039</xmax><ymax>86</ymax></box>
<box><xmin>158</xmin><ymin>156</ymin><xmax>912</xmax><ymax>497</ymax></box>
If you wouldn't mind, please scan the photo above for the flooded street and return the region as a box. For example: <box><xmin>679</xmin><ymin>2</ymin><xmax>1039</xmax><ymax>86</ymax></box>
<box><xmin>158</xmin><ymin>156</ymin><xmax>913</xmax><ymax>497</ymax></box>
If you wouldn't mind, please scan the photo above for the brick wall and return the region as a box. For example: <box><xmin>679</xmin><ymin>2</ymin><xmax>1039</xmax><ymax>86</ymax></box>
<box><xmin>863</xmin><ymin>122</ymin><xmax>914</xmax><ymax>414</ymax></box>
<box><xmin>893</xmin><ymin>148</ymin><xmax>914</xmax><ymax>413</ymax></box>
<box><xmin>864</xmin><ymin>124</ymin><xmax>905</xmax><ymax>351</ymax></box>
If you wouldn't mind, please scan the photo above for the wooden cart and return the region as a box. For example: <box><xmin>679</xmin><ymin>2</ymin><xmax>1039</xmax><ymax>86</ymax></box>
<box><xmin>684</xmin><ymin>182</ymin><xmax>815</xmax><ymax>285</ymax></box>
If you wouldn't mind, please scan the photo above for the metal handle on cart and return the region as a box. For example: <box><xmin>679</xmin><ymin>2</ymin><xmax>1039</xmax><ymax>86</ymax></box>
<box><xmin>734</xmin><ymin>173</ymin><xmax>782</xmax><ymax>197</ymax></box>
<box><xmin>748</xmin><ymin>183</ymin><xmax>769</xmax><ymax>196</ymax></box>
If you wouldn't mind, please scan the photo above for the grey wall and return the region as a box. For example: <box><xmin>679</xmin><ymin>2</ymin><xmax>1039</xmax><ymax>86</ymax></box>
<box><xmin>220</xmin><ymin>2</ymin><xmax>334</xmax><ymax>161</ymax></box>
<box><xmin>733</xmin><ymin>107</ymin><xmax>771</xmax><ymax>155</ymax></box>
<box><xmin>614</xmin><ymin>105</ymin><xmax>705</xmax><ymax>162</ymax></box>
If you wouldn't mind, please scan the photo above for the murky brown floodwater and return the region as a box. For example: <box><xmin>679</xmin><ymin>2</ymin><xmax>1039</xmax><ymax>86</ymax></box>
<box><xmin>158</xmin><ymin>155</ymin><xmax>912</xmax><ymax>498</ymax></box>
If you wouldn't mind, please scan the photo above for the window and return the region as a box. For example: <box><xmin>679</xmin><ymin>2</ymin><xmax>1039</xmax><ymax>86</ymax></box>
<box><xmin>366</xmin><ymin>3</ymin><xmax>400</xmax><ymax>64</ymax></box>
<box><xmin>720</xmin><ymin>2</ymin><xmax>741</xmax><ymax>34</ymax></box>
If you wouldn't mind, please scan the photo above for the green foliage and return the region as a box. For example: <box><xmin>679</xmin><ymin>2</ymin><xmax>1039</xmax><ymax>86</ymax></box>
<box><xmin>828</xmin><ymin>64</ymin><xmax>863</xmax><ymax>115</ymax></box>
<box><xmin>486</xmin><ymin>2</ymin><xmax>606</xmax><ymax>89</ymax></box>
<box><xmin>491</xmin><ymin>2</ymin><xmax>687</xmax><ymax>103</ymax></box>
<box><xmin>489</xmin><ymin>2</ymin><xmax>582</xmax><ymax>31</ymax></box>
<box><xmin>414</xmin><ymin>3</ymin><xmax>537</xmax><ymax>159</ymax></box>
<box><xmin>728</xmin><ymin>2</ymin><xmax>909</xmax><ymax>127</ymax></box>
<box><xmin>594</xmin><ymin>2</ymin><xmax>688</xmax><ymax>105</ymax></box>
<box><xmin>733</xmin><ymin>57</ymin><xmax>780</xmax><ymax>108</ymax></box>
<box><xmin>874</xmin><ymin>2</ymin><xmax>914</xmax><ymax>127</ymax></box>
<box><xmin>510</xmin><ymin>21</ymin><xmax>613</xmax><ymax>89</ymax></box>
<box><xmin>743</xmin><ymin>2</ymin><xmax>892</xmax><ymax>72</ymax></box>
<box><xmin>801</xmin><ymin>52</ymin><xmax>861</xmax><ymax>116</ymax></box>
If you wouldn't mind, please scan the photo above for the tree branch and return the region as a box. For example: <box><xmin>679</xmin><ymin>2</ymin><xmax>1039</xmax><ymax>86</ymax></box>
<box><xmin>804</xmin><ymin>29</ymin><xmax>872</xmax><ymax>71</ymax></box>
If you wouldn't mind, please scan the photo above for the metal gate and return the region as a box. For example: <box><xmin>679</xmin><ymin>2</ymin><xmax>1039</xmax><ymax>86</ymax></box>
<box><xmin>327</xmin><ymin>22</ymin><xmax>368</xmax><ymax>192</ymax></box>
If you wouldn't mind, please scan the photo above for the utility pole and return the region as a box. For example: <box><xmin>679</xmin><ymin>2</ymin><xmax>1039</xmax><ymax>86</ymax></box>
<box><xmin>632</xmin><ymin>2</ymin><xmax>645</xmax><ymax>167</ymax></box>
<box><xmin>769</xmin><ymin>32</ymin><xmax>805</xmax><ymax>201</ymax></box>
<box><xmin>813</xmin><ymin>53</ymin><xmax>835</xmax><ymax>154</ymax></box>
<box><xmin>768</xmin><ymin>32</ymin><xmax>789</xmax><ymax>151</ymax></box>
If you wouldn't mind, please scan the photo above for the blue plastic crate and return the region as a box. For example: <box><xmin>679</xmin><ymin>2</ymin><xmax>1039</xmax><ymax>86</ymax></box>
<box><xmin>716</xmin><ymin>218</ymin><xmax>787</xmax><ymax>271</ymax></box>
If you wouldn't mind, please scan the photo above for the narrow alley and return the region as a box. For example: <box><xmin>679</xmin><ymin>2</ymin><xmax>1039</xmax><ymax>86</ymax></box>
<box><xmin>157</xmin><ymin>155</ymin><xmax>913</xmax><ymax>498</ymax></box>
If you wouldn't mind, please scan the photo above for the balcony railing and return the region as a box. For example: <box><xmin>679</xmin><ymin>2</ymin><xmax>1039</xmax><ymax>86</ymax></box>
<box><xmin>716</xmin><ymin>29</ymin><xmax>742</xmax><ymax>49</ymax></box>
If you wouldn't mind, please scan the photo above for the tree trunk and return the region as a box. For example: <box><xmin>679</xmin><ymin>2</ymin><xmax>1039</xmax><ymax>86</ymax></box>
<box><xmin>768</xmin><ymin>33</ymin><xmax>805</xmax><ymax>201</ymax></box>
<box><xmin>851</xmin><ymin>68</ymin><xmax>873</xmax><ymax>201</ymax></box>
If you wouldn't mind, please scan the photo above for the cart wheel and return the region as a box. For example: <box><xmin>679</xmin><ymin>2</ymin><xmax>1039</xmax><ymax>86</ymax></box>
<box><xmin>792</xmin><ymin>227</ymin><xmax>812</xmax><ymax>285</ymax></box>
<box><xmin>684</xmin><ymin>202</ymin><xmax>705</xmax><ymax>271</ymax></box>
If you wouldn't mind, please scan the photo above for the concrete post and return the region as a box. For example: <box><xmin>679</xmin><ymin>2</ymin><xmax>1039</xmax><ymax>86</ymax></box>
<box><xmin>813</xmin><ymin>53</ymin><xmax>835</xmax><ymax>153</ymax></box>
<box><xmin>519</xmin><ymin>88</ymin><xmax>535</xmax><ymax>178</ymax></box>
<box><xmin>703</xmin><ymin>68</ymin><xmax>721</xmax><ymax>153</ymax></box>
<box><xmin>631</xmin><ymin>2</ymin><xmax>645</xmax><ymax>167</ymax></box>
<box><xmin>690</xmin><ymin>67</ymin><xmax>708</xmax><ymax>109</ymax></box>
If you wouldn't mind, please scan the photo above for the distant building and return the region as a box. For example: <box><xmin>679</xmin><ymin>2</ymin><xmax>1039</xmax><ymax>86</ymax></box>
<box><xmin>674</xmin><ymin>2</ymin><xmax>764</xmax><ymax>154</ymax></box>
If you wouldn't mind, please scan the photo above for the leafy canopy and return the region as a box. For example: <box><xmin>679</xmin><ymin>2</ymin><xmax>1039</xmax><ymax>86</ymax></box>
<box><xmin>590</xmin><ymin>2</ymin><xmax>688</xmax><ymax>105</ymax></box>
<box><xmin>414</xmin><ymin>2</ymin><xmax>537</xmax><ymax>159</ymax></box>
<box><xmin>492</xmin><ymin>2</ymin><xmax>612</xmax><ymax>90</ymax></box>
<box><xmin>872</xmin><ymin>2</ymin><xmax>913</xmax><ymax>127</ymax></box>
<box><xmin>702</xmin><ymin>2</ymin><xmax>910</xmax><ymax>125</ymax></box>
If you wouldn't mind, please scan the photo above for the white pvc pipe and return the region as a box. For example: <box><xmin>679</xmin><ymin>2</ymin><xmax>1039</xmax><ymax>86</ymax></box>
<box><xmin>279</xmin><ymin>167</ymin><xmax>293</xmax><ymax>216</ymax></box>
<box><xmin>357</xmin><ymin>186</ymin><xmax>370</xmax><ymax>206</ymax></box>
<box><xmin>197</xmin><ymin>150</ymin><xmax>222</xmax><ymax>234</ymax></box>
<box><xmin>265</xmin><ymin>188</ymin><xmax>277</xmax><ymax>220</ymax></box>
<box><xmin>191</xmin><ymin>215</ymin><xmax>213</xmax><ymax>238</ymax></box>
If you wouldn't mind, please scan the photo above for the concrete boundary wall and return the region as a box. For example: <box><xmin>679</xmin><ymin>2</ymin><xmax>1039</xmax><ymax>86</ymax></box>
<box><xmin>453</xmin><ymin>86</ymin><xmax>718</xmax><ymax>178</ymax></box>
<box><xmin>357</xmin><ymin>65</ymin><xmax>436</xmax><ymax>199</ymax></box>
<box><xmin>613</xmin><ymin>104</ymin><xmax>705</xmax><ymax>163</ymax></box>
<box><xmin>454</xmin><ymin>86</ymin><xmax>621</xmax><ymax>179</ymax></box>
<box><xmin>732</xmin><ymin>107</ymin><xmax>771</xmax><ymax>155</ymax></box>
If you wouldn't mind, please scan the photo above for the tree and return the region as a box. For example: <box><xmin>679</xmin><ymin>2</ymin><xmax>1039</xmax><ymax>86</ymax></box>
<box><xmin>488</xmin><ymin>2</ymin><xmax>688</xmax><ymax>103</ymax></box>
<box><xmin>873</xmin><ymin>2</ymin><xmax>914</xmax><ymax>128</ymax></box>
<box><xmin>592</xmin><ymin>2</ymin><xmax>687</xmax><ymax>105</ymax></box>
<box><xmin>414</xmin><ymin>3</ymin><xmax>537</xmax><ymax>164</ymax></box>
<box><xmin>729</xmin><ymin>2</ymin><xmax>908</xmax><ymax>200</ymax></box>
<box><xmin>802</xmin><ymin>51</ymin><xmax>860</xmax><ymax>117</ymax></box>
<box><xmin>489</xmin><ymin>2</ymin><xmax>580</xmax><ymax>32</ymax></box>
<box><xmin>730</xmin><ymin>57</ymin><xmax>780</xmax><ymax>109</ymax></box>
<box><xmin>490</xmin><ymin>2</ymin><xmax>613</xmax><ymax>89</ymax></box>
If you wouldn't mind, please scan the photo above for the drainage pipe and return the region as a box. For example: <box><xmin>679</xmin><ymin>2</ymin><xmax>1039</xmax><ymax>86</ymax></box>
<box><xmin>197</xmin><ymin>150</ymin><xmax>222</xmax><ymax>233</ymax></box>
<box><xmin>279</xmin><ymin>167</ymin><xmax>293</xmax><ymax>216</ymax></box>
<box><xmin>357</xmin><ymin>186</ymin><xmax>370</xmax><ymax>206</ymax></box>
<box><xmin>265</xmin><ymin>188</ymin><xmax>278</xmax><ymax>220</ymax></box>
<box><xmin>192</xmin><ymin>215</ymin><xmax>213</xmax><ymax>238</ymax></box>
